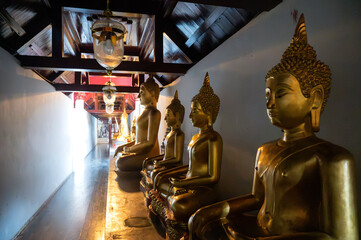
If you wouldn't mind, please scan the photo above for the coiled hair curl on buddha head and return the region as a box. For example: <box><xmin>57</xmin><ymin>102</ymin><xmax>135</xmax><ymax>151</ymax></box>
<box><xmin>191</xmin><ymin>73</ymin><xmax>220</xmax><ymax>123</ymax></box>
<box><xmin>266</xmin><ymin>14</ymin><xmax>331</xmax><ymax>112</ymax></box>
<box><xmin>141</xmin><ymin>76</ymin><xmax>160</xmax><ymax>101</ymax></box>
<box><xmin>167</xmin><ymin>90</ymin><xmax>185</xmax><ymax>123</ymax></box>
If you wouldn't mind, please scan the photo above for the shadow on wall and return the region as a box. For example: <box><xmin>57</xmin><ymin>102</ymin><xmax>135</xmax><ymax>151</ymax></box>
<box><xmin>0</xmin><ymin>73</ymin><xmax>56</xmax><ymax>102</ymax></box>
<box><xmin>214</xmin><ymin>144</ymin><xmax>256</xmax><ymax>200</ymax></box>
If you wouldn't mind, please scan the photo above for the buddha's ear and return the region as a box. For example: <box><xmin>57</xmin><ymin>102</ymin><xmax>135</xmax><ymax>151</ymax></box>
<box><xmin>207</xmin><ymin>111</ymin><xmax>212</xmax><ymax>126</ymax></box>
<box><xmin>310</xmin><ymin>85</ymin><xmax>324</xmax><ymax>110</ymax></box>
<box><xmin>310</xmin><ymin>85</ymin><xmax>324</xmax><ymax>132</ymax></box>
<box><xmin>150</xmin><ymin>90</ymin><xmax>156</xmax><ymax>98</ymax></box>
<box><xmin>175</xmin><ymin>112</ymin><xmax>181</xmax><ymax>122</ymax></box>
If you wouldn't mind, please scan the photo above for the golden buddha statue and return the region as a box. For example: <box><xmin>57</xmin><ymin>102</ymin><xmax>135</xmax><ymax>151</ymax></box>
<box><xmin>118</xmin><ymin>105</ymin><xmax>129</xmax><ymax>141</ymax></box>
<box><xmin>149</xmin><ymin>73</ymin><xmax>223</xmax><ymax>240</ymax></box>
<box><xmin>114</xmin><ymin>76</ymin><xmax>161</xmax><ymax>172</ymax></box>
<box><xmin>188</xmin><ymin>14</ymin><xmax>359</xmax><ymax>240</ymax></box>
<box><xmin>140</xmin><ymin>90</ymin><xmax>185</xmax><ymax>196</ymax></box>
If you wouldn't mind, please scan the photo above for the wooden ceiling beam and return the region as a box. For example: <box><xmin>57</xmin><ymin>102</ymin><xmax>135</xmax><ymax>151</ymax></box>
<box><xmin>139</xmin><ymin>74</ymin><xmax>145</xmax><ymax>85</ymax></box>
<box><xmin>47</xmin><ymin>71</ymin><xmax>65</xmax><ymax>81</ymax></box>
<box><xmin>75</xmin><ymin>72</ymin><xmax>81</xmax><ymax>85</ymax></box>
<box><xmin>89</xmin><ymin>72</ymin><xmax>132</xmax><ymax>77</ymax></box>
<box><xmin>51</xmin><ymin>4</ymin><xmax>63</xmax><ymax>58</ymax></box>
<box><xmin>164</xmin><ymin>23</ymin><xmax>200</xmax><ymax>62</ymax></box>
<box><xmin>79</xmin><ymin>44</ymin><xmax>141</xmax><ymax>56</ymax></box>
<box><xmin>154</xmin><ymin>15</ymin><xmax>163</xmax><ymax>63</ymax></box>
<box><xmin>61</xmin><ymin>0</ymin><xmax>161</xmax><ymax>15</ymax></box>
<box><xmin>54</xmin><ymin>84</ymin><xmax>140</xmax><ymax>93</ymax></box>
<box><xmin>63</xmin><ymin>11</ymin><xmax>81</xmax><ymax>56</ymax></box>
<box><xmin>154</xmin><ymin>75</ymin><xmax>168</xmax><ymax>86</ymax></box>
<box><xmin>0</xmin><ymin>8</ymin><xmax>26</xmax><ymax>36</ymax></box>
<box><xmin>139</xmin><ymin>18</ymin><xmax>154</xmax><ymax>61</ymax></box>
<box><xmin>87</xmin><ymin>109</ymin><xmax>133</xmax><ymax>114</ymax></box>
<box><xmin>5</xmin><ymin>14</ymin><xmax>51</xmax><ymax>52</ymax></box>
<box><xmin>185</xmin><ymin>7</ymin><xmax>227</xmax><ymax>47</ymax></box>
<box><xmin>178</xmin><ymin>0</ymin><xmax>282</xmax><ymax>11</ymax></box>
<box><xmin>17</xmin><ymin>56</ymin><xmax>193</xmax><ymax>75</ymax></box>
<box><xmin>160</xmin><ymin>0</ymin><xmax>178</xmax><ymax>19</ymax></box>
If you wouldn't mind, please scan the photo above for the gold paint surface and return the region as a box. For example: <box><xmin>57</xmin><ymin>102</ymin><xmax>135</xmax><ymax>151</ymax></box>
<box><xmin>188</xmin><ymin>14</ymin><xmax>358</xmax><ymax>240</ymax></box>
<box><xmin>148</xmin><ymin>74</ymin><xmax>223</xmax><ymax>239</ymax></box>
<box><xmin>114</xmin><ymin>77</ymin><xmax>161</xmax><ymax>171</ymax></box>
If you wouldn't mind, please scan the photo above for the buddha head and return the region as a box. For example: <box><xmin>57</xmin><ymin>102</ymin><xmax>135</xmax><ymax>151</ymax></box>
<box><xmin>265</xmin><ymin>14</ymin><xmax>331</xmax><ymax>132</ymax></box>
<box><xmin>190</xmin><ymin>73</ymin><xmax>220</xmax><ymax>128</ymax></box>
<box><xmin>139</xmin><ymin>76</ymin><xmax>160</xmax><ymax>106</ymax></box>
<box><xmin>165</xmin><ymin>90</ymin><xmax>185</xmax><ymax>128</ymax></box>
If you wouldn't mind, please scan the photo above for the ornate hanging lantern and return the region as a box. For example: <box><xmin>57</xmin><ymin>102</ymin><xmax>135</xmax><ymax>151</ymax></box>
<box><xmin>103</xmin><ymin>74</ymin><xmax>117</xmax><ymax>114</ymax></box>
<box><xmin>91</xmin><ymin>0</ymin><xmax>126</xmax><ymax>71</ymax></box>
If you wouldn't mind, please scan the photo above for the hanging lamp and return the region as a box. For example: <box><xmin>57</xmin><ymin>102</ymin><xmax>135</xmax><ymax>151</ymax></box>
<box><xmin>91</xmin><ymin>0</ymin><xmax>126</xmax><ymax>114</ymax></box>
<box><xmin>91</xmin><ymin>0</ymin><xmax>126</xmax><ymax>71</ymax></box>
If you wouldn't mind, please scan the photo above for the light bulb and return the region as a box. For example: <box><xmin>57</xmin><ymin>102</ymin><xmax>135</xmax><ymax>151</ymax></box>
<box><xmin>106</xmin><ymin>104</ymin><xmax>114</xmax><ymax>114</ymax></box>
<box><xmin>103</xmin><ymin>38</ymin><xmax>114</xmax><ymax>55</ymax></box>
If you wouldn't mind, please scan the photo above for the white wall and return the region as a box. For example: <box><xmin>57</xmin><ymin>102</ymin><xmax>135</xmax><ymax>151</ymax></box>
<box><xmin>0</xmin><ymin>48</ymin><xmax>97</xmax><ymax>240</ymax></box>
<box><xmin>159</xmin><ymin>0</ymin><xmax>361</xmax><ymax>227</ymax></box>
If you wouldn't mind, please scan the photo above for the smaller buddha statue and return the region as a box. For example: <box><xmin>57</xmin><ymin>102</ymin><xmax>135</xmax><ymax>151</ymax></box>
<box><xmin>114</xmin><ymin>76</ymin><xmax>161</xmax><ymax>172</ymax></box>
<box><xmin>129</xmin><ymin>117</ymin><xmax>136</xmax><ymax>141</ymax></box>
<box><xmin>118</xmin><ymin>105</ymin><xmax>130</xmax><ymax>141</ymax></box>
<box><xmin>188</xmin><ymin>14</ymin><xmax>358</xmax><ymax>240</ymax></box>
<box><xmin>140</xmin><ymin>90</ymin><xmax>185</xmax><ymax>197</ymax></box>
<box><xmin>149</xmin><ymin>73</ymin><xmax>223</xmax><ymax>240</ymax></box>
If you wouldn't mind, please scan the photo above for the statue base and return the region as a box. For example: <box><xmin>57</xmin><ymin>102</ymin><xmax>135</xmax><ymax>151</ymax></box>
<box><xmin>148</xmin><ymin>189</ymin><xmax>189</xmax><ymax>240</ymax></box>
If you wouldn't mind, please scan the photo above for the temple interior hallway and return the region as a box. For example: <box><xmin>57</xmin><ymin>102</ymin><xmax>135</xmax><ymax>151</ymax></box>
<box><xmin>15</xmin><ymin>143</ymin><xmax>162</xmax><ymax>240</ymax></box>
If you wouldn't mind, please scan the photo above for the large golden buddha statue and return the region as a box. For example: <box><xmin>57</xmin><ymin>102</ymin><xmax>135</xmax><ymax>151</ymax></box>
<box><xmin>140</xmin><ymin>90</ymin><xmax>185</xmax><ymax>196</ymax></box>
<box><xmin>114</xmin><ymin>76</ymin><xmax>161</xmax><ymax>172</ymax></box>
<box><xmin>188</xmin><ymin>14</ymin><xmax>358</xmax><ymax>240</ymax></box>
<box><xmin>148</xmin><ymin>73</ymin><xmax>223</xmax><ymax>240</ymax></box>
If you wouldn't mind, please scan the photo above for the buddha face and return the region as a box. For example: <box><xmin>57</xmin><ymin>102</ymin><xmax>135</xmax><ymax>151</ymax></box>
<box><xmin>189</xmin><ymin>101</ymin><xmax>209</xmax><ymax>128</ymax></box>
<box><xmin>139</xmin><ymin>85</ymin><xmax>154</xmax><ymax>106</ymax></box>
<box><xmin>165</xmin><ymin>109</ymin><xmax>177</xmax><ymax>127</ymax></box>
<box><xmin>265</xmin><ymin>73</ymin><xmax>312</xmax><ymax>130</ymax></box>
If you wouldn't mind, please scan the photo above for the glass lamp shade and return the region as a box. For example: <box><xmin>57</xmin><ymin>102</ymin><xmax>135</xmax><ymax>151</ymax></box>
<box><xmin>91</xmin><ymin>18</ymin><xmax>126</xmax><ymax>70</ymax></box>
<box><xmin>102</xmin><ymin>85</ymin><xmax>117</xmax><ymax>105</ymax></box>
<box><xmin>106</xmin><ymin>104</ymin><xmax>114</xmax><ymax>114</ymax></box>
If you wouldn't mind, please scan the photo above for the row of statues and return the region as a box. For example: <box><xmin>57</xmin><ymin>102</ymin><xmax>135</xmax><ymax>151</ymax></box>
<box><xmin>113</xmin><ymin>14</ymin><xmax>358</xmax><ymax>240</ymax></box>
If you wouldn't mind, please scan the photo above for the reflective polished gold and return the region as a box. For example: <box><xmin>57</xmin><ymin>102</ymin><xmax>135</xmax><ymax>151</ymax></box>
<box><xmin>188</xmin><ymin>14</ymin><xmax>358</xmax><ymax>240</ymax></box>
<box><xmin>114</xmin><ymin>76</ymin><xmax>161</xmax><ymax>171</ymax></box>
<box><xmin>149</xmin><ymin>73</ymin><xmax>223</xmax><ymax>240</ymax></box>
<box><xmin>140</xmin><ymin>90</ymin><xmax>185</xmax><ymax>199</ymax></box>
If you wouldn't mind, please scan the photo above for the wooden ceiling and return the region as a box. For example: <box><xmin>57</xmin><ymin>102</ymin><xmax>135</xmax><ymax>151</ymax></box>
<box><xmin>0</xmin><ymin>0</ymin><xmax>282</xmax><ymax>118</ymax></box>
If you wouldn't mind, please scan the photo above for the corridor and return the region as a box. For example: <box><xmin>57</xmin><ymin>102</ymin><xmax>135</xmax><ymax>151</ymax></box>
<box><xmin>15</xmin><ymin>144</ymin><xmax>162</xmax><ymax>240</ymax></box>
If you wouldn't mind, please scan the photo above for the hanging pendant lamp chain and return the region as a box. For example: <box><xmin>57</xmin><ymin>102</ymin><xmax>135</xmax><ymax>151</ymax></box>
<box><xmin>107</xmin><ymin>69</ymin><xmax>113</xmax><ymax>85</ymax></box>
<box><xmin>104</xmin><ymin>0</ymin><xmax>112</xmax><ymax>18</ymax></box>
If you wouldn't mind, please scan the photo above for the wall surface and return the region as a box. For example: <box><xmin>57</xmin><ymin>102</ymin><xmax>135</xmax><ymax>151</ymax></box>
<box><xmin>0</xmin><ymin>48</ymin><xmax>97</xmax><ymax>239</ymax></box>
<box><xmin>159</xmin><ymin>0</ymin><xmax>361</xmax><ymax>229</ymax></box>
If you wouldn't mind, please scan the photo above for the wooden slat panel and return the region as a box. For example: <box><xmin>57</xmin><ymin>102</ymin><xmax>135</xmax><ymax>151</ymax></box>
<box><xmin>5</xmin><ymin>14</ymin><xmax>50</xmax><ymax>51</ymax></box>
<box><xmin>164</xmin><ymin>23</ymin><xmax>199</xmax><ymax>62</ymax></box>
<box><xmin>178</xmin><ymin>0</ymin><xmax>282</xmax><ymax>11</ymax></box>
<box><xmin>185</xmin><ymin>7</ymin><xmax>227</xmax><ymax>47</ymax></box>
